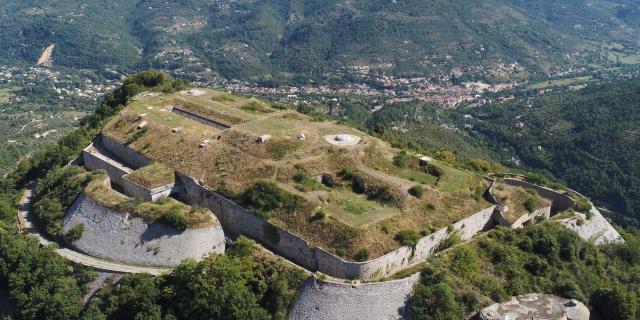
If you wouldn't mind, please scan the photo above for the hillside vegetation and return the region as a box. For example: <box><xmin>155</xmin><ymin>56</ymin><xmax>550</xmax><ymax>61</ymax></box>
<box><xmin>1</xmin><ymin>0</ymin><xmax>639</xmax><ymax>82</ymax></box>
<box><xmin>464</xmin><ymin>78</ymin><xmax>640</xmax><ymax>222</ymax></box>
<box><xmin>410</xmin><ymin>223</ymin><xmax>640</xmax><ymax>320</ymax></box>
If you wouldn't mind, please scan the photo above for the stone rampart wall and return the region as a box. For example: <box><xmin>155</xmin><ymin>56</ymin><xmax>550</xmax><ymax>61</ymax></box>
<box><xmin>176</xmin><ymin>173</ymin><xmax>318</xmax><ymax>270</ymax></box>
<box><xmin>177</xmin><ymin>171</ymin><xmax>496</xmax><ymax>279</ymax></box>
<box><xmin>82</xmin><ymin>149</ymin><xmax>131</xmax><ymax>187</ymax></box>
<box><xmin>503</xmin><ymin>178</ymin><xmax>574</xmax><ymax>212</ymax></box>
<box><xmin>100</xmin><ymin>135</ymin><xmax>150</xmax><ymax>169</ymax></box>
<box><xmin>121</xmin><ymin>176</ymin><xmax>176</xmax><ymax>202</ymax></box>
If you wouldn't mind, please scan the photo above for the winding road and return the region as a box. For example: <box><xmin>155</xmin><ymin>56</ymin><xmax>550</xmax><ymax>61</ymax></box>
<box><xmin>17</xmin><ymin>186</ymin><xmax>170</xmax><ymax>276</ymax></box>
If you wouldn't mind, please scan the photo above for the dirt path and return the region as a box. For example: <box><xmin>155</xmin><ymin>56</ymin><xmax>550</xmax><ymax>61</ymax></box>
<box><xmin>17</xmin><ymin>186</ymin><xmax>169</xmax><ymax>275</ymax></box>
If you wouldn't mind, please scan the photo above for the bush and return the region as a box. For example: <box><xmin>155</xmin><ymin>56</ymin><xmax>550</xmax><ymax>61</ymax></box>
<box><xmin>393</xmin><ymin>151</ymin><xmax>407</xmax><ymax>168</ymax></box>
<box><xmin>354</xmin><ymin>248</ymin><xmax>370</xmax><ymax>262</ymax></box>
<box><xmin>576</xmin><ymin>218</ymin><xmax>585</xmax><ymax>226</ymax></box>
<box><xmin>591</xmin><ymin>286</ymin><xmax>638</xmax><ymax>320</ymax></box>
<box><xmin>585</xmin><ymin>211</ymin><xmax>594</xmax><ymax>220</ymax></box>
<box><xmin>395</xmin><ymin>230</ymin><xmax>421</xmax><ymax>248</ymax></box>
<box><xmin>228</xmin><ymin>236</ymin><xmax>256</xmax><ymax>257</ymax></box>
<box><xmin>524</xmin><ymin>197</ymin><xmax>537</xmax><ymax>213</ymax></box>
<box><xmin>450</xmin><ymin>247</ymin><xmax>479</xmax><ymax>278</ymax></box>
<box><xmin>409</xmin><ymin>185</ymin><xmax>425</xmax><ymax>198</ymax></box>
<box><xmin>65</xmin><ymin>224</ymin><xmax>84</xmax><ymax>242</ymax></box>
<box><xmin>434</xmin><ymin>150</ymin><xmax>456</xmax><ymax>164</ymax></box>
<box><xmin>339</xmin><ymin>168</ymin><xmax>356</xmax><ymax>180</ymax></box>
<box><xmin>242</xmin><ymin>180</ymin><xmax>305</xmax><ymax>218</ymax></box>
<box><xmin>525</xmin><ymin>256</ymin><xmax>550</xmax><ymax>276</ymax></box>
<box><xmin>574</xmin><ymin>198</ymin><xmax>592</xmax><ymax>212</ymax></box>
<box><xmin>438</xmin><ymin>230</ymin><xmax>462</xmax><ymax>251</ymax></box>
<box><xmin>410</xmin><ymin>282</ymin><xmax>464</xmax><ymax>320</ymax></box>
<box><xmin>293</xmin><ymin>172</ymin><xmax>324</xmax><ymax>191</ymax></box>
<box><xmin>310</xmin><ymin>210</ymin><xmax>326</xmax><ymax>222</ymax></box>
<box><xmin>425</xmin><ymin>163</ymin><xmax>444</xmax><ymax>178</ymax></box>
<box><xmin>160</xmin><ymin>209</ymin><xmax>188</xmax><ymax>231</ymax></box>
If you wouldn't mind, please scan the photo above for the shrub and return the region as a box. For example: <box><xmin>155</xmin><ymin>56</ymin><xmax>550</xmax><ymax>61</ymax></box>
<box><xmin>410</xmin><ymin>282</ymin><xmax>464</xmax><ymax>320</ymax></box>
<box><xmin>160</xmin><ymin>209</ymin><xmax>188</xmax><ymax>231</ymax></box>
<box><xmin>422</xmin><ymin>203</ymin><xmax>436</xmax><ymax>212</ymax></box>
<box><xmin>354</xmin><ymin>248</ymin><xmax>370</xmax><ymax>262</ymax></box>
<box><xmin>227</xmin><ymin>236</ymin><xmax>255</xmax><ymax>257</ymax></box>
<box><xmin>585</xmin><ymin>211</ymin><xmax>594</xmax><ymax>220</ymax></box>
<box><xmin>65</xmin><ymin>224</ymin><xmax>84</xmax><ymax>242</ymax></box>
<box><xmin>576</xmin><ymin>218</ymin><xmax>585</xmax><ymax>226</ymax></box>
<box><xmin>339</xmin><ymin>168</ymin><xmax>356</xmax><ymax>180</ymax></box>
<box><xmin>591</xmin><ymin>286</ymin><xmax>638</xmax><ymax>320</ymax></box>
<box><xmin>310</xmin><ymin>210</ymin><xmax>326</xmax><ymax>221</ymax></box>
<box><xmin>393</xmin><ymin>151</ymin><xmax>407</xmax><ymax>168</ymax></box>
<box><xmin>293</xmin><ymin>172</ymin><xmax>324</xmax><ymax>191</ymax></box>
<box><xmin>574</xmin><ymin>198</ymin><xmax>592</xmax><ymax>212</ymax></box>
<box><xmin>434</xmin><ymin>150</ymin><xmax>456</xmax><ymax>163</ymax></box>
<box><xmin>525</xmin><ymin>256</ymin><xmax>550</xmax><ymax>276</ymax></box>
<box><xmin>242</xmin><ymin>180</ymin><xmax>305</xmax><ymax>218</ymax></box>
<box><xmin>438</xmin><ymin>230</ymin><xmax>462</xmax><ymax>251</ymax></box>
<box><xmin>395</xmin><ymin>230</ymin><xmax>421</xmax><ymax>248</ymax></box>
<box><xmin>409</xmin><ymin>185</ymin><xmax>425</xmax><ymax>198</ymax></box>
<box><xmin>524</xmin><ymin>197</ymin><xmax>537</xmax><ymax>213</ymax></box>
<box><xmin>425</xmin><ymin>163</ymin><xmax>445</xmax><ymax>178</ymax></box>
<box><xmin>368</xmin><ymin>184</ymin><xmax>394</xmax><ymax>203</ymax></box>
<box><xmin>450</xmin><ymin>247</ymin><xmax>479</xmax><ymax>278</ymax></box>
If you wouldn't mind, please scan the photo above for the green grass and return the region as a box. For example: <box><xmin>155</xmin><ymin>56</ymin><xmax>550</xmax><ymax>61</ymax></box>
<box><xmin>323</xmin><ymin>190</ymin><xmax>400</xmax><ymax>228</ymax></box>
<box><xmin>400</xmin><ymin>169</ymin><xmax>438</xmax><ymax>186</ymax></box>
<box><xmin>125</xmin><ymin>162</ymin><xmax>175</xmax><ymax>188</ymax></box>
<box><xmin>435</xmin><ymin>162</ymin><xmax>477</xmax><ymax>193</ymax></box>
<box><xmin>342</xmin><ymin>201</ymin><xmax>368</xmax><ymax>215</ymax></box>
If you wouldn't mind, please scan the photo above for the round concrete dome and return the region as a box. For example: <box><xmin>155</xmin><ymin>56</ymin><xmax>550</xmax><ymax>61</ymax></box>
<box><xmin>335</xmin><ymin>134</ymin><xmax>355</xmax><ymax>142</ymax></box>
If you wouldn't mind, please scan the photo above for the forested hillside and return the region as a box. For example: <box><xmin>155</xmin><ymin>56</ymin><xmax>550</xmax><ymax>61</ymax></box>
<box><xmin>464</xmin><ymin>78</ymin><xmax>640</xmax><ymax>221</ymax></box>
<box><xmin>1</xmin><ymin>0</ymin><xmax>639</xmax><ymax>82</ymax></box>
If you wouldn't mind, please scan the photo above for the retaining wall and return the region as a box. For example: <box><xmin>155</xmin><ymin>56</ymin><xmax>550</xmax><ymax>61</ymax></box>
<box><xmin>171</xmin><ymin>107</ymin><xmax>231</xmax><ymax>130</ymax></box>
<box><xmin>100</xmin><ymin>135</ymin><xmax>150</xmax><ymax>169</ymax></box>
<box><xmin>121</xmin><ymin>176</ymin><xmax>176</xmax><ymax>202</ymax></box>
<box><xmin>82</xmin><ymin>146</ymin><xmax>132</xmax><ymax>187</ymax></box>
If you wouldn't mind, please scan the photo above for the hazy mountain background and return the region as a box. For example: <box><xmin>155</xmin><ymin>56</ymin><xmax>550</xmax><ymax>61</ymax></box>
<box><xmin>1</xmin><ymin>0</ymin><xmax>639</xmax><ymax>82</ymax></box>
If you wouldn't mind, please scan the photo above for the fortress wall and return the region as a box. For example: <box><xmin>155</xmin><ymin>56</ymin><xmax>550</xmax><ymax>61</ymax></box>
<box><xmin>411</xmin><ymin>205</ymin><xmax>496</xmax><ymax>261</ymax></box>
<box><xmin>82</xmin><ymin>149</ymin><xmax>130</xmax><ymax>187</ymax></box>
<box><xmin>176</xmin><ymin>173</ymin><xmax>318</xmax><ymax>270</ymax></box>
<box><xmin>63</xmin><ymin>193</ymin><xmax>225</xmax><ymax>267</ymax></box>
<box><xmin>315</xmin><ymin>205</ymin><xmax>496</xmax><ymax>279</ymax></box>
<box><xmin>100</xmin><ymin>135</ymin><xmax>150</xmax><ymax>169</ymax></box>
<box><xmin>503</xmin><ymin>178</ymin><xmax>574</xmax><ymax>212</ymax></box>
<box><xmin>508</xmin><ymin>206</ymin><xmax>552</xmax><ymax>229</ymax></box>
<box><xmin>178</xmin><ymin>171</ymin><xmax>498</xmax><ymax>279</ymax></box>
<box><xmin>121</xmin><ymin>176</ymin><xmax>176</xmax><ymax>202</ymax></box>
